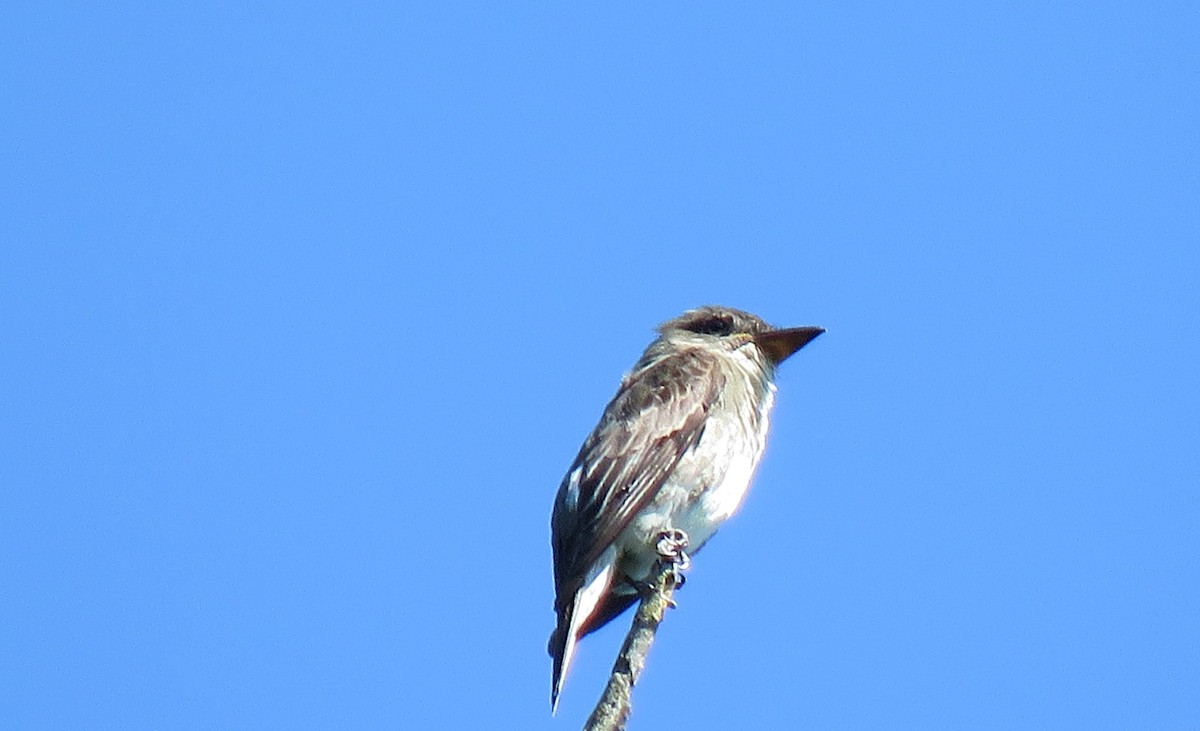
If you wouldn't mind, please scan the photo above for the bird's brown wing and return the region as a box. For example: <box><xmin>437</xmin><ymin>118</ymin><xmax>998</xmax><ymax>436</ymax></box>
<box><xmin>550</xmin><ymin>346</ymin><xmax>724</xmax><ymax>611</ymax></box>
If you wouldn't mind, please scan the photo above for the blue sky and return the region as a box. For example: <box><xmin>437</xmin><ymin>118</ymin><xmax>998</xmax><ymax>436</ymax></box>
<box><xmin>3</xmin><ymin>2</ymin><xmax>1198</xmax><ymax>729</ymax></box>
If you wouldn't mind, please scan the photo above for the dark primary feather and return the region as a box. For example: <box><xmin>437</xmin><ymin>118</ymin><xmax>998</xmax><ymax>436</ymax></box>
<box><xmin>550</xmin><ymin>347</ymin><xmax>725</xmax><ymax>624</ymax></box>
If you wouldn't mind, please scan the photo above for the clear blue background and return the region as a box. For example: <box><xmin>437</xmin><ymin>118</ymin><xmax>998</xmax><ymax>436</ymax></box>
<box><xmin>3</xmin><ymin>3</ymin><xmax>1198</xmax><ymax>729</ymax></box>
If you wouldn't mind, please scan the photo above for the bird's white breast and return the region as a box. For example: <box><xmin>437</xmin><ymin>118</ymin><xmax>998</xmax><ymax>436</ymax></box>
<box><xmin>617</xmin><ymin>358</ymin><xmax>776</xmax><ymax>582</ymax></box>
<box><xmin>678</xmin><ymin>376</ymin><xmax>775</xmax><ymax>544</ymax></box>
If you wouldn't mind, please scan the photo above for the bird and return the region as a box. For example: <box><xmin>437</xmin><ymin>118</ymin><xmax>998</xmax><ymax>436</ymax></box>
<box><xmin>548</xmin><ymin>305</ymin><xmax>823</xmax><ymax>712</ymax></box>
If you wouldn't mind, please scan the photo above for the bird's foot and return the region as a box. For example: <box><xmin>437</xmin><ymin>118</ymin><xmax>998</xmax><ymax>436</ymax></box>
<box><xmin>655</xmin><ymin>528</ymin><xmax>690</xmax><ymax>565</ymax></box>
<box><xmin>654</xmin><ymin>529</ymin><xmax>691</xmax><ymax>596</ymax></box>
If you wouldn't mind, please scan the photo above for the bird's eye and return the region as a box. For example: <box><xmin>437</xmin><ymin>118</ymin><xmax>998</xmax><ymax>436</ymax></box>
<box><xmin>689</xmin><ymin>316</ymin><xmax>732</xmax><ymax>336</ymax></box>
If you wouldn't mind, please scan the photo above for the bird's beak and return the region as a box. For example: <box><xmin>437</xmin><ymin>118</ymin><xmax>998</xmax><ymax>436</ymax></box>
<box><xmin>754</xmin><ymin>326</ymin><xmax>825</xmax><ymax>364</ymax></box>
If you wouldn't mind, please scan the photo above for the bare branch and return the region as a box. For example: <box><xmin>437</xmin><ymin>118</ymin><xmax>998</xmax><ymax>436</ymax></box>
<box><xmin>581</xmin><ymin>562</ymin><xmax>679</xmax><ymax>731</ymax></box>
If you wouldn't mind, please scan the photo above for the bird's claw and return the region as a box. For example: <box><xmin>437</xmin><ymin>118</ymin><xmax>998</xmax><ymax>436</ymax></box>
<box><xmin>655</xmin><ymin>529</ymin><xmax>691</xmax><ymax>591</ymax></box>
<box><xmin>655</xmin><ymin>528</ymin><xmax>690</xmax><ymax>562</ymax></box>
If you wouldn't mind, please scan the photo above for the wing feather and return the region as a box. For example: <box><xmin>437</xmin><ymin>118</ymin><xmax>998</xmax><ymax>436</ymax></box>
<box><xmin>550</xmin><ymin>347</ymin><xmax>724</xmax><ymax>608</ymax></box>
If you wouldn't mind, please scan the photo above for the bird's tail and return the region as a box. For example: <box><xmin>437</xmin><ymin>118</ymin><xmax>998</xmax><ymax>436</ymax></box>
<box><xmin>548</xmin><ymin>607</ymin><xmax>575</xmax><ymax>715</ymax></box>
<box><xmin>548</xmin><ymin>556</ymin><xmax>616</xmax><ymax>714</ymax></box>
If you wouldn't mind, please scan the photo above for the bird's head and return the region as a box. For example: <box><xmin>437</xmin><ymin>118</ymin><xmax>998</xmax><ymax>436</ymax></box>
<box><xmin>658</xmin><ymin>305</ymin><xmax>824</xmax><ymax>365</ymax></box>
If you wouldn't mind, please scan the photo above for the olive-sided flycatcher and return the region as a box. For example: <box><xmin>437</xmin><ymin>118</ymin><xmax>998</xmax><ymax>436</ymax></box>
<box><xmin>548</xmin><ymin>305</ymin><xmax>823</xmax><ymax>712</ymax></box>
